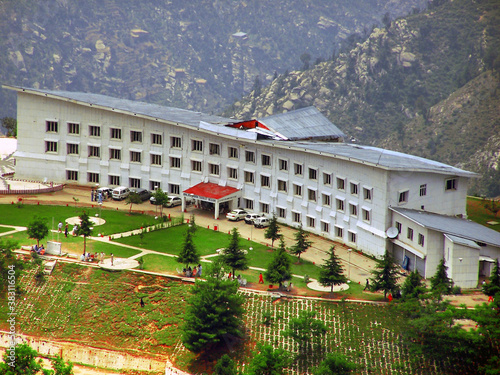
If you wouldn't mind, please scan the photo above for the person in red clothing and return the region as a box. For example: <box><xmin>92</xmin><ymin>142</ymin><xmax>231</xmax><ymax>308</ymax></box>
<box><xmin>259</xmin><ymin>273</ymin><xmax>264</xmax><ymax>284</ymax></box>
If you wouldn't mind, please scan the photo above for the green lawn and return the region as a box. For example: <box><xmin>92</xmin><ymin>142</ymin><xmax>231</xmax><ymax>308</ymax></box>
<box><xmin>467</xmin><ymin>196</ymin><xmax>500</xmax><ymax>231</ymax></box>
<box><xmin>0</xmin><ymin>226</ymin><xmax>13</xmax><ymax>234</ymax></box>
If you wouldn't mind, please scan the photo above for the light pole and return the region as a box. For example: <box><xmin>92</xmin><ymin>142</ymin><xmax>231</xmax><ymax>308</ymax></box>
<box><xmin>347</xmin><ymin>248</ymin><xmax>352</xmax><ymax>283</ymax></box>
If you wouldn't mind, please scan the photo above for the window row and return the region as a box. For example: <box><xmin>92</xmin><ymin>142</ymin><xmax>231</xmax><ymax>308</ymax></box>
<box><xmin>395</xmin><ymin>221</ymin><xmax>425</xmax><ymax>246</ymax></box>
<box><xmin>397</xmin><ymin>179</ymin><xmax>457</xmax><ymax>205</ymax></box>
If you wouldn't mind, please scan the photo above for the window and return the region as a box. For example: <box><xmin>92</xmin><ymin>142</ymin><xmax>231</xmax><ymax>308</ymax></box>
<box><xmin>321</xmin><ymin>221</ymin><xmax>329</xmax><ymax>233</ymax></box>
<box><xmin>66</xmin><ymin>143</ymin><xmax>79</xmax><ymax>155</ymax></box>
<box><xmin>244</xmin><ymin>199</ymin><xmax>254</xmax><ymax>210</ymax></box>
<box><xmin>336</xmin><ymin>198</ymin><xmax>345</xmax><ymax>212</ymax></box>
<box><xmin>131</xmin><ymin>131</ymin><xmax>142</xmax><ymax>143</ymax></box>
<box><xmin>151</xmin><ymin>133</ymin><xmax>162</xmax><ymax>145</ymax></box>
<box><xmin>307</xmin><ymin>216</ymin><xmax>315</xmax><ymax>228</ymax></box>
<box><xmin>335</xmin><ymin>226</ymin><xmax>344</xmax><ymax>238</ymax></box>
<box><xmin>278</xmin><ymin>207</ymin><xmax>286</xmax><ymax>219</ymax></box>
<box><xmin>279</xmin><ymin>159</ymin><xmax>288</xmax><ymax>171</ymax></box>
<box><xmin>192</xmin><ymin>139</ymin><xmax>203</xmax><ymax>152</ymax></box>
<box><xmin>109</xmin><ymin>148</ymin><xmax>121</xmax><ymax>160</ymax></box>
<box><xmin>308</xmin><ymin>189</ymin><xmax>317</xmax><ymax>202</ymax></box>
<box><xmin>261</xmin><ymin>175</ymin><xmax>270</xmax><ymax>188</ymax></box>
<box><xmin>150</xmin><ymin>181</ymin><xmax>161</xmax><ymax>191</ymax></box>
<box><xmin>191</xmin><ymin>160</ymin><xmax>202</xmax><ymax>172</ymax></box>
<box><xmin>87</xmin><ymin>172</ymin><xmax>99</xmax><ymax>183</ymax></box>
<box><xmin>45</xmin><ymin>141</ymin><xmax>58</xmax><ymax>153</ymax></box>
<box><xmin>130</xmin><ymin>151</ymin><xmax>141</xmax><ymax>163</ymax></box>
<box><xmin>294</xmin><ymin>163</ymin><xmax>303</xmax><ymax>176</ymax></box>
<box><xmin>445</xmin><ymin>178</ymin><xmax>457</xmax><ymax>191</ymax></box>
<box><xmin>278</xmin><ymin>180</ymin><xmax>287</xmax><ymax>192</ymax></box>
<box><xmin>350</xmin><ymin>182</ymin><xmax>358</xmax><ymax>196</ymax></box>
<box><xmin>407</xmin><ymin>228</ymin><xmax>414</xmax><ymax>241</ymax></box>
<box><xmin>362</xmin><ymin>208</ymin><xmax>371</xmax><ymax>223</ymax></box>
<box><xmin>418</xmin><ymin>233</ymin><xmax>425</xmax><ymax>246</ymax></box>
<box><xmin>169</xmin><ymin>184</ymin><xmax>180</xmax><ymax>195</ymax></box>
<box><xmin>363</xmin><ymin>187</ymin><xmax>372</xmax><ymax>201</ymax></box>
<box><xmin>420</xmin><ymin>184</ymin><xmax>427</xmax><ymax>196</ymax></box>
<box><xmin>170</xmin><ymin>157</ymin><xmax>181</xmax><ymax>169</ymax></box>
<box><xmin>349</xmin><ymin>203</ymin><xmax>358</xmax><ymax>217</ymax></box>
<box><xmin>88</xmin><ymin>146</ymin><xmax>100</xmax><ymax>158</ymax></box>
<box><xmin>337</xmin><ymin>177</ymin><xmax>345</xmax><ymax>191</ymax></box>
<box><xmin>110</xmin><ymin>128</ymin><xmax>121</xmax><ymax>139</ymax></box>
<box><xmin>67</xmin><ymin>122</ymin><xmax>79</xmax><ymax>134</ymax></box>
<box><xmin>396</xmin><ymin>221</ymin><xmax>402</xmax><ymax>234</ymax></box>
<box><xmin>293</xmin><ymin>212</ymin><xmax>301</xmax><ymax>223</ymax></box>
<box><xmin>228</xmin><ymin>147</ymin><xmax>238</xmax><ymax>159</ymax></box>
<box><xmin>398</xmin><ymin>190</ymin><xmax>409</xmax><ymax>204</ymax></box>
<box><xmin>171</xmin><ymin>136</ymin><xmax>182</xmax><ymax>149</ymax></box>
<box><xmin>89</xmin><ymin>125</ymin><xmax>100</xmax><ymax>137</ymax></box>
<box><xmin>66</xmin><ymin>170</ymin><xmax>78</xmax><ymax>181</ymax></box>
<box><xmin>323</xmin><ymin>172</ymin><xmax>332</xmax><ymax>185</ymax></box>
<box><xmin>109</xmin><ymin>175</ymin><xmax>120</xmax><ymax>186</ymax></box>
<box><xmin>150</xmin><ymin>154</ymin><xmax>162</xmax><ymax>166</ymax></box>
<box><xmin>261</xmin><ymin>203</ymin><xmax>270</xmax><ymax>214</ymax></box>
<box><xmin>245</xmin><ymin>151</ymin><xmax>255</xmax><ymax>163</ymax></box>
<box><xmin>228</xmin><ymin>167</ymin><xmax>238</xmax><ymax>180</ymax></box>
<box><xmin>244</xmin><ymin>171</ymin><xmax>255</xmax><ymax>184</ymax></box>
<box><xmin>129</xmin><ymin>178</ymin><xmax>141</xmax><ymax>188</ymax></box>
<box><xmin>309</xmin><ymin>168</ymin><xmax>317</xmax><ymax>180</ymax></box>
<box><xmin>261</xmin><ymin>154</ymin><xmax>271</xmax><ymax>166</ymax></box>
<box><xmin>209</xmin><ymin>143</ymin><xmax>220</xmax><ymax>155</ymax></box>
<box><xmin>322</xmin><ymin>194</ymin><xmax>331</xmax><ymax>207</ymax></box>
<box><xmin>209</xmin><ymin>163</ymin><xmax>220</xmax><ymax>176</ymax></box>
<box><xmin>349</xmin><ymin>231</ymin><xmax>357</xmax><ymax>244</ymax></box>
<box><xmin>293</xmin><ymin>184</ymin><xmax>302</xmax><ymax>197</ymax></box>
<box><xmin>46</xmin><ymin>120</ymin><xmax>58</xmax><ymax>133</ymax></box>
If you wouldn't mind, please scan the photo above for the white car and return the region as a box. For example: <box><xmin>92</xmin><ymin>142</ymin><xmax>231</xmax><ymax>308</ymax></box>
<box><xmin>226</xmin><ymin>209</ymin><xmax>248</xmax><ymax>221</ymax></box>
<box><xmin>244</xmin><ymin>213</ymin><xmax>264</xmax><ymax>224</ymax></box>
<box><xmin>254</xmin><ymin>217</ymin><xmax>271</xmax><ymax>228</ymax></box>
<box><xmin>165</xmin><ymin>195</ymin><xmax>182</xmax><ymax>207</ymax></box>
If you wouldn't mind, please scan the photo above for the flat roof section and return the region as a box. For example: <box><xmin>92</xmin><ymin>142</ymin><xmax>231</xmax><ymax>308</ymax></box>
<box><xmin>184</xmin><ymin>182</ymin><xmax>240</xmax><ymax>202</ymax></box>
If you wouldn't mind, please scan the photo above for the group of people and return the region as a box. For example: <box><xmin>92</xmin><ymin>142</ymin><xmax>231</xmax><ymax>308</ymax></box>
<box><xmin>57</xmin><ymin>221</ymin><xmax>72</xmax><ymax>237</ymax></box>
<box><xmin>31</xmin><ymin>244</ymin><xmax>46</xmax><ymax>255</ymax></box>
<box><xmin>80</xmin><ymin>251</ymin><xmax>107</xmax><ymax>263</ymax></box>
<box><xmin>90</xmin><ymin>189</ymin><xmax>105</xmax><ymax>203</ymax></box>
<box><xmin>182</xmin><ymin>264</ymin><xmax>202</xmax><ymax>278</ymax></box>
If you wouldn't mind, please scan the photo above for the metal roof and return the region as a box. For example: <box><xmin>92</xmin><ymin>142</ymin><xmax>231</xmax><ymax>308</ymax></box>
<box><xmin>391</xmin><ymin>207</ymin><xmax>500</xmax><ymax>247</ymax></box>
<box><xmin>258</xmin><ymin>107</ymin><xmax>345</xmax><ymax>141</ymax></box>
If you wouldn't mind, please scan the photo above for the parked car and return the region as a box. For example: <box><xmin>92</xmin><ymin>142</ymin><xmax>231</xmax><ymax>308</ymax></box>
<box><xmin>254</xmin><ymin>217</ymin><xmax>271</xmax><ymax>228</ymax></box>
<box><xmin>244</xmin><ymin>213</ymin><xmax>264</xmax><ymax>224</ymax></box>
<box><xmin>165</xmin><ymin>195</ymin><xmax>182</xmax><ymax>207</ymax></box>
<box><xmin>129</xmin><ymin>188</ymin><xmax>152</xmax><ymax>201</ymax></box>
<box><xmin>112</xmin><ymin>186</ymin><xmax>130</xmax><ymax>200</ymax></box>
<box><xmin>226</xmin><ymin>209</ymin><xmax>248</xmax><ymax>221</ymax></box>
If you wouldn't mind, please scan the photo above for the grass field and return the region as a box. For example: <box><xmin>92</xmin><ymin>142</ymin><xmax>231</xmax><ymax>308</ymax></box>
<box><xmin>466</xmin><ymin>196</ymin><xmax>500</xmax><ymax>231</ymax></box>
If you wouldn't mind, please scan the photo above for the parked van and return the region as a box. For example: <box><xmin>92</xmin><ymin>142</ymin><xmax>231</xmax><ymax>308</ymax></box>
<box><xmin>254</xmin><ymin>217</ymin><xmax>270</xmax><ymax>228</ymax></box>
<box><xmin>112</xmin><ymin>186</ymin><xmax>130</xmax><ymax>200</ymax></box>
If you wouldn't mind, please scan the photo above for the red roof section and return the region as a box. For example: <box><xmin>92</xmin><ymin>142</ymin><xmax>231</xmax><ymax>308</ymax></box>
<box><xmin>184</xmin><ymin>182</ymin><xmax>240</xmax><ymax>200</ymax></box>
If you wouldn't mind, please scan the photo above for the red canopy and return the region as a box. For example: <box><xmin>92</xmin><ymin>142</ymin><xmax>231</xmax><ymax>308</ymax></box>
<box><xmin>183</xmin><ymin>182</ymin><xmax>239</xmax><ymax>200</ymax></box>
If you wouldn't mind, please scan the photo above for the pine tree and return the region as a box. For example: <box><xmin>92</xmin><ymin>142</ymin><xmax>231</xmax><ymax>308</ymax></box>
<box><xmin>290</xmin><ymin>224</ymin><xmax>312</xmax><ymax>263</ymax></box>
<box><xmin>78</xmin><ymin>212</ymin><xmax>93</xmax><ymax>254</ymax></box>
<box><xmin>177</xmin><ymin>228</ymin><xmax>200</xmax><ymax>268</ymax></box>
<box><xmin>318</xmin><ymin>246</ymin><xmax>347</xmax><ymax>292</ymax></box>
<box><xmin>247</xmin><ymin>343</ymin><xmax>291</xmax><ymax>375</ymax></box>
<box><xmin>430</xmin><ymin>258</ymin><xmax>453</xmax><ymax>299</ymax></box>
<box><xmin>264</xmin><ymin>213</ymin><xmax>281</xmax><ymax>248</ymax></box>
<box><xmin>370</xmin><ymin>249</ymin><xmax>400</xmax><ymax>300</ymax></box>
<box><xmin>401</xmin><ymin>270</ymin><xmax>427</xmax><ymax>300</ymax></box>
<box><xmin>221</xmin><ymin>228</ymin><xmax>248</xmax><ymax>278</ymax></box>
<box><xmin>264</xmin><ymin>237</ymin><xmax>292</xmax><ymax>289</ymax></box>
<box><xmin>483</xmin><ymin>258</ymin><xmax>500</xmax><ymax>297</ymax></box>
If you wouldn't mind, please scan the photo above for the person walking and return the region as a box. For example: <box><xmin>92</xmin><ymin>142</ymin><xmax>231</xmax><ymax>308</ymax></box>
<box><xmin>64</xmin><ymin>224</ymin><xmax>68</xmax><ymax>238</ymax></box>
<box><xmin>364</xmin><ymin>278</ymin><xmax>370</xmax><ymax>291</ymax></box>
<box><xmin>91</xmin><ymin>189</ymin><xmax>95</xmax><ymax>202</ymax></box>
<box><xmin>58</xmin><ymin>221</ymin><xmax>63</xmax><ymax>233</ymax></box>
<box><xmin>259</xmin><ymin>273</ymin><xmax>264</xmax><ymax>284</ymax></box>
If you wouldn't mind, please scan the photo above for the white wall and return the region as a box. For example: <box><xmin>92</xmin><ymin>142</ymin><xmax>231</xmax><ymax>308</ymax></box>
<box><xmin>446</xmin><ymin>238</ymin><xmax>480</xmax><ymax>288</ymax></box>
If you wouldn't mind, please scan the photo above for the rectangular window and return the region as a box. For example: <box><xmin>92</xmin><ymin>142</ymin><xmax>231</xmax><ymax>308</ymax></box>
<box><xmin>418</xmin><ymin>233</ymin><xmax>425</xmax><ymax>246</ymax></box>
<box><xmin>131</xmin><ymin>131</ymin><xmax>143</xmax><ymax>143</ymax></box>
<box><xmin>46</xmin><ymin>120</ymin><xmax>58</xmax><ymax>133</ymax></box>
<box><xmin>293</xmin><ymin>184</ymin><xmax>302</xmax><ymax>197</ymax></box>
<box><xmin>420</xmin><ymin>184</ymin><xmax>427</xmax><ymax>196</ymax></box>
<box><xmin>129</xmin><ymin>178</ymin><xmax>141</xmax><ymax>188</ymax></box>
<box><xmin>322</xmin><ymin>194</ymin><xmax>331</xmax><ymax>207</ymax></box>
<box><xmin>150</xmin><ymin>181</ymin><xmax>161</xmax><ymax>191</ymax></box>
<box><xmin>278</xmin><ymin>180</ymin><xmax>287</xmax><ymax>192</ymax></box>
<box><xmin>335</xmin><ymin>226</ymin><xmax>343</xmax><ymax>238</ymax></box>
<box><xmin>349</xmin><ymin>203</ymin><xmax>358</xmax><ymax>217</ymax></box>
<box><xmin>279</xmin><ymin>159</ymin><xmax>288</xmax><ymax>171</ymax></box>
<box><xmin>363</xmin><ymin>187</ymin><xmax>373</xmax><ymax>201</ymax></box>
<box><xmin>88</xmin><ymin>146</ymin><xmax>100</xmax><ymax>158</ymax></box>
<box><xmin>192</xmin><ymin>140</ymin><xmax>203</xmax><ymax>152</ymax></box>
<box><xmin>294</xmin><ymin>163</ymin><xmax>303</xmax><ymax>176</ymax></box>
<box><xmin>169</xmin><ymin>184</ymin><xmax>180</xmax><ymax>195</ymax></box>
<box><xmin>171</xmin><ymin>136</ymin><xmax>182</xmax><ymax>149</ymax></box>
<box><xmin>407</xmin><ymin>227</ymin><xmax>414</xmax><ymax>241</ymax></box>
<box><xmin>209</xmin><ymin>143</ymin><xmax>220</xmax><ymax>155</ymax></box>
<box><xmin>398</xmin><ymin>190</ymin><xmax>409</xmax><ymax>204</ymax></box>
<box><xmin>278</xmin><ymin>207</ymin><xmax>286</xmax><ymax>219</ymax></box>
<box><xmin>109</xmin><ymin>175</ymin><xmax>120</xmax><ymax>186</ymax></box>
<box><xmin>191</xmin><ymin>160</ymin><xmax>202</xmax><ymax>172</ymax></box>
<box><xmin>228</xmin><ymin>146</ymin><xmax>239</xmax><ymax>159</ymax></box>
<box><xmin>87</xmin><ymin>172</ymin><xmax>99</xmax><ymax>183</ymax></box>
<box><xmin>245</xmin><ymin>150</ymin><xmax>255</xmax><ymax>163</ymax></box>
<box><xmin>261</xmin><ymin>203</ymin><xmax>270</xmax><ymax>214</ymax></box>
<box><xmin>323</xmin><ymin>172</ymin><xmax>332</xmax><ymax>185</ymax></box>
<box><xmin>309</xmin><ymin>168</ymin><xmax>318</xmax><ymax>180</ymax></box>
<box><xmin>151</xmin><ymin>133</ymin><xmax>162</xmax><ymax>145</ymax></box>
<box><xmin>362</xmin><ymin>208</ymin><xmax>371</xmax><ymax>223</ymax></box>
<box><xmin>170</xmin><ymin>157</ymin><xmax>181</xmax><ymax>169</ymax></box>
<box><xmin>228</xmin><ymin>167</ymin><xmax>238</xmax><ymax>180</ymax></box>
<box><xmin>350</xmin><ymin>182</ymin><xmax>359</xmax><ymax>196</ymax></box>
<box><xmin>110</xmin><ymin>128</ymin><xmax>122</xmax><ymax>139</ymax></box>
<box><xmin>336</xmin><ymin>198</ymin><xmax>345</xmax><ymax>212</ymax></box>
<box><xmin>261</xmin><ymin>154</ymin><xmax>271</xmax><ymax>167</ymax></box>
<box><xmin>45</xmin><ymin>141</ymin><xmax>58</xmax><ymax>153</ymax></box>
<box><xmin>244</xmin><ymin>171</ymin><xmax>255</xmax><ymax>184</ymax></box>
<box><xmin>66</xmin><ymin>170</ymin><xmax>78</xmax><ymax>181</ymax></box>
<box><xmin>109</xmin><ymin>148</ymin><xmax>121</xmax><ymax>160</ymax></box>
<box><xmin>308</xmin><ymin>189</ymin><xmax>317</xmax><ymax>202</ymax></box>
<box><xmin>89</xmin><ymin>125</ymin><xmax>101</xmax><ymax>137</ymax></box>
<box><xmin>349</xmin><ymin>231</ymin><xmax>357</xmax><ymax>244</ymax></box>
<box><xmin>67</xmin><ymin>143</ymin><xmax>79</xmax><ymax>155</ymax></box>
<box><xmin>293</xmin><ymin>212</ymin><xmax>301</xmax><ymax>223</ymax></box>
<box><xmin>321</xmin><ymin>221</ymin><xmax>329</xmax><ymax>233</ymax></box>
<box><xmin>209</xmin><ymin>163</ymin><xmax>220</xmax><ymax>176</ymax></box>
<box><xmin>445</xmin><ymin>178</ymin><xmax>457</xmax><ymax>191</ymax></box>
<box><xmin>396</xmin><ymin>221</ymin><xmax>402</xmax><ymax>234</ymax></box>
<box><xmin>67</xmin><ymin>122</ymin><xmax>79</xmax><ymax>134</ymax></box>
<box><xmin>130</xmin><ymin>151</ymin><xmax>141</xmax><ymax>163</ymax></box>
<box><xmin>261</xmin><ymin>175</ymin><xmax>270</xmax><ymax>188</ymax></box>
<box><xmin>307</xmin><ymin>216</ymin><xmax>315</xmax><ymax>228</ymax></box>
<box><xmin>337</xmin><ymin>177</ymin><xmax>345</xmax><ymax>191</ymax></box>
<box><xmin>244</xmin><ymin>199</ymin><xmax>254</xmax><ymax>210</ymax></box>
<box><xmin>150</xmin><ymin>154</ymin><xmax>162</xmax><ymax>166</ymax></box>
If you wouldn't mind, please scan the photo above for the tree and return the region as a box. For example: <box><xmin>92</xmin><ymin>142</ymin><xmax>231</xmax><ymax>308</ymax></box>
<box><xmin>213</xmin><ymin>354</ymin><xmax>238</xmax><ymax>375</ymax></box>
<box><xmin>382</xmin><ymin>12</ymin><xmax>392</xmax><ymax>30</ymax></box>
<box><xmin>0</xmin><ymin>239</ymin><xmax>23</xmax><ymax>295</ymax></box>
<box><xmin>318</xmin><ymin>245</ymin><xmax>347</xmax><ymax>292</ymax></box>
<box><xmin>300</xmin><ymin>52</ymin><xmax>311</xmax><ymax>70</ymax></box>
<box><xmin>125</xmin><ymin>192</ymin><xmax>142</xmax><ymax>213</ymax></box>
<box><xmin>430</xmin><ymin>258</ymin><xmax>453</xmax><ymax>299</ymax></box>
<box><xmin>177</xmin><ymin>226</ymin><xmax>200</xmax><ymax>268</ymax></box>
<box><xmin>265</xmin><ymin>237</ymin><xmax>292</xmax><ymax>289</ymax></box>
<box><xmin>246</xmin><ymin>344</ymin><xmax>291</xmax><ymax>375</ymax></box>
<box><xmin>483</xmin><ymin>258</ymin><xmax>500</xmax><ymax>297</ymax></box>
<box><xmin>77</xmin><ymin>212</ymin><xmax>93</xmax><ymax>254</ymax></box>
<box><xmin>0</xmin><ymin>342</ymin><xmax>43</xmax><ymax>374</ymax></box>
<box><xmin>152</xmin><ymin>188</ymin><xmax>168</xmax><ymax>218</ymax></box>
<box><xmin>370</xmin><ymin>250</ymin><xmax>400</xmax><ymax>300</ymax></box>
<box><xmin>50</xmin><ymin>355</ymin><xmax>74</xmax><ymax>375</ymax></box>
<box><xmin>401</xmin><ymin>270</ymin><xmax>427</xmax><ymax>300</ymax></box>
<box><xmin>282</xmin><ymin>310</ymin><xmax>327</xmax><ymax>354</ymax></box>
<box><xmin>290</xmin><ymin>224</ymin><xmax>312</xmax><ymax>263</ymax></box>
<box><xmin>313</xmin><ymin>352</ymin><xmax>357</xmax><ymax>375</ymax></box>
<box><xmin>1</xmin><ymin>117</ymin><xmax>17</xmax><ymax>137</ymax></box>
<box><xmin>264</xmin><ymin>213</ymin><xmax>280</xmax><ymax>248</ymax></box>
<box><xmin>182</xmin><ymin>264</ymin><xmax>246</xmax><ymax>353</ymax></box>
<box><xmin>220</xmin><ymin>228</ymin><xmax>248</xmax><ymax>278</ymax></box>
<box><xmin>27</xmin><ymin>216</ymin><xmax>49</xmax><ymax>246</ymax></box>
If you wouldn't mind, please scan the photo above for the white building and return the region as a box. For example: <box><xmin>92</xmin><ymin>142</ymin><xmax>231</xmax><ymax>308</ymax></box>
<box><xmin>5</xmin><ymin>85</ymin><xmax>499</xmax><ymax>287</ymax></box>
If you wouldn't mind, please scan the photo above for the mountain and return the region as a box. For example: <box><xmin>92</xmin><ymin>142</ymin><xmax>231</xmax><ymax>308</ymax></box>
<box><xmin>0</xmin><ymin>0</ymin><xmax>427</xmax><ymax>118</ymax></box>
<box><xmin>222</xmin><ymin>0</ymin><xmax>500</xmax><ymax>197</ymax></box>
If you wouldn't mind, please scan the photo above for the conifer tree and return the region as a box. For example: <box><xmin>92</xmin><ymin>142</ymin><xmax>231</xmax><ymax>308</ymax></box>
<box><xmin>318</xmin><ymin>245</ymin><xmax>347</xmax><ymax>292</ymax></box>
<box><xmin>177</xmin><ymin>227</ymin><xmax>200</xmax><ymax>268</ymax></box>
<box><xmin>370</xmin><ymin>249</ymin><xmax>400</xmax><ymax>300</ymax></box>
<box><xmin>290</xmin><ymin>224</ymin><xmax>312</xmax><ymax>263</ymax></box>
<box><xmin>430</xmin><ymin>258</ymin><xmax>453</xmax><ymax>299</ymax></box>
<box><xmin>264</xmin><ymin>213</ymin><xmax>281</xmax><ymax>248</ymax></box>
<box><xmin>401</xmin><ymin>270</ymin><xmax>427</xmax><ymax>300</ymax></box>
<box><xmin>483</xmin><ymin>258</ymin><xmax>500</xmax><ymax>297</ymax></box>
<box><xmin>221</xmin><ymin>228</ymin><xmax>248</xmax><ymax>278</ymax></box>
<box><xmin>77</xmin><ymin>212</ymin><xmax>93</xmax><ymax>254</ymax></box>
<box><xmin>265</xmin><ymin>237</ymin><xmax>292</xmax><ymax>289</ymax></box>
